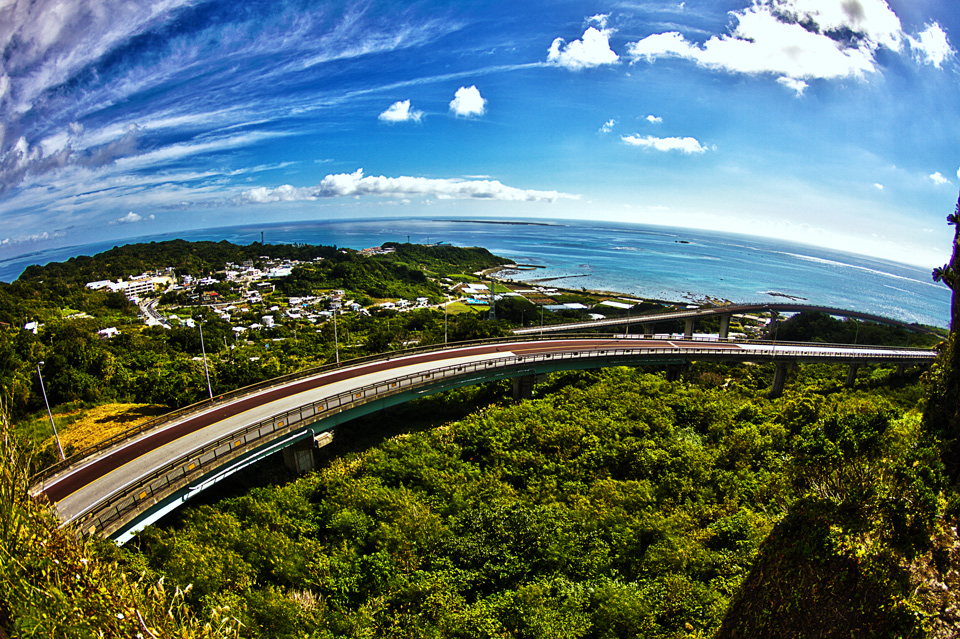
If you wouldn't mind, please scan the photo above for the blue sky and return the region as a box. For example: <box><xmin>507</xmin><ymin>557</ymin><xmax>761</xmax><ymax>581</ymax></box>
<box><xmin>0</xmin><ymin>0</ymin><xmax>958</xmax><ymax>267</ymax></box>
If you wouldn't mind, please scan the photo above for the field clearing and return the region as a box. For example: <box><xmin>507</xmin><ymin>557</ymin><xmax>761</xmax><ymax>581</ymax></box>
<box><xmin>445</xmin><ymin>301</ymin><xmax>487</xmax><ymax>315</ymax></box>
<box><xmin>37</xmin><ymin>403</ymin><xmax>167</xmax><ymax>451</ymax></box>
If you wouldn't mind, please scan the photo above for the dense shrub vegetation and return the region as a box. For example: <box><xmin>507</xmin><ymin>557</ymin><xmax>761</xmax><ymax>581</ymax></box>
<box><xmin>113</xmin><ymin>362</ymin><xmax>944</xmax><ymax>638</ymax></box>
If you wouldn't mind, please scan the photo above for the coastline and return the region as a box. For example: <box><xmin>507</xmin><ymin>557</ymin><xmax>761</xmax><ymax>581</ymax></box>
<box><xmin>482</xmin><ymin>264</ymin><xmax>700</xmax><ymax>309</ymax></box>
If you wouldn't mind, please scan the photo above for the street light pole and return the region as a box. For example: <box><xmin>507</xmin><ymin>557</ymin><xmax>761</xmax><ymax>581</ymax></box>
<box><xmin>444</xmin><ymin>298</ymin><xmax>448</xmax><ymax>344</ymax></box>
<box><xmin>333</xmin><ymin>308</ymin><xmax>340</xmax><ymax>365</ymax></box>
<box><xmin>36</xmin><ymin>362</ymin><xmax>64</xmax><ymax>460</ymax></box>
<box><xmin>198</xmin><ymin>320</ymin><xmax>213</xmax><ymax>400</ymax></box>
<box><xmin>540</xmin><ymin>304</ymin><xmax>544</xmax><ymax>337</ymax></box>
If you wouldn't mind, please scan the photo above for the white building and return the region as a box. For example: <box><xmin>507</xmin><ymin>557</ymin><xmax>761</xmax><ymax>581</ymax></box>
<box><xmin>97</xmin><ymin>327</ymin><xmax>120</xmax><ymax>339</ymax></box>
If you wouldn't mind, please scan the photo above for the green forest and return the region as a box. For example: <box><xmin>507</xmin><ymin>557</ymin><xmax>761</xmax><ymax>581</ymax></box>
<box><xmin>0</xmin><ymin>228</ymin><xmax>958</xmax><ymax>638</ymax></box>
<box><xmin>112</xmin><ymin>361</ymin><xmax>947</xmax><ymax>638</ymax></box>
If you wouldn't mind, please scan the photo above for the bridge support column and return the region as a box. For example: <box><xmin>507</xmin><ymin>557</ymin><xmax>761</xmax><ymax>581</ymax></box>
<box><xmin>897</xmin><ymin>363</ymin><xmax>906</xmax><ymax>377</ymax></box>
<box><xmin>719</xmin><ymin>314</ymin><xmax>731</xmax><ymax>339</ymax></box>
<box><xmin>765</xmin><ymin>312</ymin><xmax>779</xmax><ymax>339</ymax></box>
<box><xmin>512</xmin><ymin>374</ymin><xmax>535</xmax><ymax>401</ymax></box>
<box><xmin>665</xmin><ymin>364</ymin><xmax>683</xmax><ymax>382</ymax></box>
<box><xmin>643</xmin><ymin>323</ymin><xmax>654</xmax><ymax>336</ymax></box>
<box><xmin>770</xmin><ymin>362</ymin><xmax>788</xmax><ymax>398</ymax></box>
<box><xmin>684</xmin><ymin>318</ymin><xmax>695</xmax><ymax>339</ymax></box>
<box><xmin>283</xmin><ymin>439</ymin><xmax>315</xmax><ymax>474</ymax></box>
<box><xmin>283</xmin><ymin>431</ymin><xmax>334</xmax><ymax>474</ymax></box>
<box><xmin>846</xmin><ymin>364</ymin><xmax>859</xmax><ymax>388</ymax></box>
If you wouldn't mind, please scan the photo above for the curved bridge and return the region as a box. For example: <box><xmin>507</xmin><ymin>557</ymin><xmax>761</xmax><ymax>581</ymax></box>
<box><xmin>512</xmin><ymin>303</ymin><xmax>938</xmax><ymax>338</ymax></box>
<box><xmin>30</xmin><ymin>336</ymin><xmax>937</xmax><ymax>544</ymax></box>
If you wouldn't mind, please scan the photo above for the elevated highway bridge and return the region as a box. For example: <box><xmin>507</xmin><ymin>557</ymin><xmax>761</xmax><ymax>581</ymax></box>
<box><xmin>512</xmin><ymin>302</ymin><xmax>937</xmax><ymax>338</ymax></box>
<box><xmin>30</xmin><ymin>335</ymin><xmax>938</xmax><ymax>544</ymax></box>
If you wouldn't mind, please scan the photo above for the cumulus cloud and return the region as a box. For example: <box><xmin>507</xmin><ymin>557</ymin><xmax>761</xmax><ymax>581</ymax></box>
<box><xmin>930</xmin><ymin>171</ymin><xmax>951</xmax><ymax>186</ymax></box>
<box><xmin>621</xmin><ymin>134</ymin><xmax>708</xmax><ymax>154</ymax></box>
<box><xmin>547</xmin><ymin>14</ymin><xmax>619</xmax><ymax>70</ymax></box>
<box><xmin>241</xmin><ymin>169</ymin><xmax>579</xmax><ymax>204</ymax></box>
<box><xmin>777</xmin><ymin>76</ymin><xmax>809</xmax><ymax>96</ymax></box>
<box><xmin>449</xmin><ymin>86</ymin><xmax>486</xmax><ymax>117</ymax></box>
<box><xmin>625</xmin><ymin>0</ymin><xmax>953</xmax><ymax>88</ymax></box>
<box><xmin>378</xmin><ymin>99</ymin><xmax>423</xmax><ymax>123</ymax></box>
<box><xmin>907</xmin><ymin>23</ymin><xmax>955</xmax><ymax>68</ymax></box>
<box><xmin>600</xmin><ymin>118</ymin><xmax>617</xmax><ymax>133</ymax></box>
<box><xmin>110</xmin><ymin>211</ymin><xmax>154</xmax><ymax>224</ymax></box>
<box><xmin>646</xmin><ymin>115</ymin><xmax>663</xmax><ymax>124</ymax></box>
<box><xmin>873</xmin><ymin>183</ymin><xmax>884</xmax><ymax>190</ymax></box>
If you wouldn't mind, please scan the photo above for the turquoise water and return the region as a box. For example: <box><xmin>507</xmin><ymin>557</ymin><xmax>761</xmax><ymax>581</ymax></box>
<box><xmin>0</xmin><ymin>217</ymin><xmax>950</xmax><ymax>328</ymax></box>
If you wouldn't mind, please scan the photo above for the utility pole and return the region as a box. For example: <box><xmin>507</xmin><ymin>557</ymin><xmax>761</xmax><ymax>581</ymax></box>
<box><xmin>198</xmin><ymin>320</ymin><xmax>214</xmax><ymax>400</ymax></box>
<box><xmin>487</xmin><ymin>278</ymin><xmax>497</xmax><ymax>321</ymax></box>
<box><xmin>444</xmin><ymin>298</ymin><xmax>448</xmax><ymax>344</ymax></box>
<box><xmin>36</xmin><ymin>362</ymin><xmax>64</xmax><ymax>460</ymax></box>
<box><xmin>540</xmin><ymin>304</ymin><xmax>544</xmax><ymax>337</ymax></box>
<box><xmin>333</xmin><ymin>309</ymin><xmax>340</xmax><ymax>365</ymax></box>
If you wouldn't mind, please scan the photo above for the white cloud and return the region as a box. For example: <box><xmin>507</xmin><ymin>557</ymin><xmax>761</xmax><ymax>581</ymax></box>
<box><xmin>624</xmin><ymin>0</ymin><xmax>948</xmax><ymax>87</ymax></box>
<box><xmin>930</xmin><ymin>171</ymin><xmax>951</xmax><ymax>186</ymax></box>
<box><xmin>873</xmin><ymin>183</ymin><xmax>884</xmax><ymax>190</ymax></box>
<box><xmin>110</xmin><ymin>211</ymin><xmax>154</xmax><ymax>225</ymax></box>
<box><xmin>241</xmin><ymin>169</ymin><xmax>579</xmax><ymax>203</ymax></box>
<box><xmin>957</xmin><ymin>167</ymin><xmax>960</xmax><ymax>181</ymax></box>
<box><xmin>0</xmin><ymin>0</ymin><xmax>196</xmax><ymax>117</ymax></box>
<box><xmin>449</xmin><ymin>86</ymin><xmax>486</xmax><ymax>117</ymax></box>
<box><xmin>378</xmin><ymin>99</ymin><xmax>423</xmax><ymax>123</ymax></box>
<box><xmin>621</xmin><ymin>134</ymin><xmax>708</xmax><ymax>154</ymax></box>
<box><xmin>628</xmin><ymin>31</ymin><xmax>698</xmax><ymax>61</ymax></box>
<box><xmin>646</xmin><ymin>114</ymin><xmax>663</xmax><ymax>124</ymax></box>
<box><xmin>777</xmin><ymin>76</ymin><xmax>808</xmax><ymax>96</ymax></box>
<box><xmin>600</xmin><ymin>118</ymin><xmax>617</xmax><ymax>133</ymax></box>
<box><xmin>0</xmin><ymin>230</ymin><xmax>66</xmax><ymax>245</ymax></box>
<box><xmin>547</xmin><ymin>20</ymin><xmax>619</xmax><ymax>71</ymax></box>
<box><xmin>588</xmin><ymin>14</ymin><xmax>609</xmax><ymax>30</ymax></box>
<box><xmin>907</xmin><ymin>23</ymin><xmax>955</xmax><ymax>68</ymax></box>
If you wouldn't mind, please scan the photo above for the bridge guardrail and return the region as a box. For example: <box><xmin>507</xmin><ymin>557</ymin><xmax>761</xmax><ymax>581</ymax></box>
<box><xmin>33</xmin><ymin>331</ymin><xmax>939</xmax><ymax>486</ymax></box>
<box><xmin>514</xmin><ymin>303</ymin><xmax>939</xmax><ymax>336</ymax></box>
<box><xmin>32</xmin><ymin>332</ymin><xmax>620</xmax><ymax>484</ymax></box>
<box><xmin>70</xmin><ymin>342</ymin><xmax>937</xmax><ymax>539</ymax></box>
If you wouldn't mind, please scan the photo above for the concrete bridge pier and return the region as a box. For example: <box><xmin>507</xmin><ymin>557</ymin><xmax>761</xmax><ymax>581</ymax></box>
<box><xmin>512</xmin><ymin>374</ymin><xmax>535</xmax><ymax>401</ymax></box>
<box><xmin>643</xmin><ymin>323</ymin><xmax>654</xmax><ymax>336</ymax></box>
<box><xmin>770</xmin><ymin>362</ymin><xmax>789</xmax><ymax>398</ymax></box>
<box><xmin>897</xmin><ymin>363</ymin><xmax>906</xmax><ymax>377</ymax></box>
<box><xmin>718</xmin><ymin>314</ymin><xmax>731</xmax><ymax>340</ymax></box>
<box><xmin>846</xmin><ymin>364</ymin><xmax>859</xmax><ymax>388</ymax></box>
<box><xmin>765</xmin><ymin>312</ymin><xmax>780</xmax><ymax>339</ymax></box>
<box><xmin>684</xmin><ymin>318</ymin><xmax>695</xmax><ymax>339</ymax></box>
<box><xmin>283</xmin><ymin>431</ymin><xmax>334</xmax><ymax>474</ymax></box>
<box><xmin>665</xmin><ymin>364</ymin><xmax>684</xmax><ymax>382</ymax></box>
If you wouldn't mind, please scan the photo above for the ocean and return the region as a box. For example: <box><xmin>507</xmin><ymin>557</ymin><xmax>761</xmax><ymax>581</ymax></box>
<box><xmin>0</xmin><ymin>218</ymin><xmax>950</xmax><ymax>328</ymax></box>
